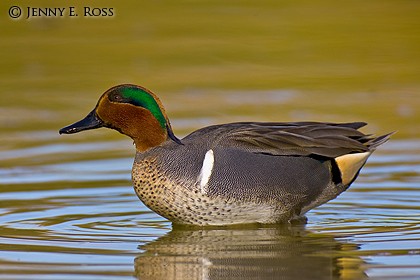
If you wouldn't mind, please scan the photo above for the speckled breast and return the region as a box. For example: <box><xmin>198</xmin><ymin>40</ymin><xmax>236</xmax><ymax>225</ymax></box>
<box><xmin>131</xmin><ymin>156</ymin><xmax>290</xmax><ymax>226</ymax></box>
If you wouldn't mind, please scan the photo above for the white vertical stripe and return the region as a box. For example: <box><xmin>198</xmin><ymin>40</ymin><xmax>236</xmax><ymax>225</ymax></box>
<box><xmin>198</xmin><ymin>149</ymin><xmax>214</xmax><ymax>194</ymax></box>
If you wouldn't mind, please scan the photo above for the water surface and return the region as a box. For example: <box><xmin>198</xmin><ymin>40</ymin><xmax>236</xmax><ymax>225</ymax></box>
<box><xmin>1</xmin><ymin>92</ymin><xmax>419</xmax><ymax>279</ymax></box>
<box><xmin>1</xmin><ymin>1</ymin><xmax>420</xmax><ymax>279</ymax></box>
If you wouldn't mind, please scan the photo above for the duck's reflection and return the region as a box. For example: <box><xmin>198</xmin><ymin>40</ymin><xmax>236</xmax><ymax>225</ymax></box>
<box><xmin>134</xmin><ymin>224</ymin><xmax>367</xmax><ymax>280</ymax></box>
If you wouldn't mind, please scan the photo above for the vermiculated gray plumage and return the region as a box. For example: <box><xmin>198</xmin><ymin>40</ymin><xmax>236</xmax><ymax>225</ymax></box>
<box><xmin>133</xmin><ymin>121</ymin><xmax>392</xmax><ymax>225</ymax></box>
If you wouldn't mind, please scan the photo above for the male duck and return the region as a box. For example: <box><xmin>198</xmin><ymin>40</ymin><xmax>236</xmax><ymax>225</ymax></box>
<box><xmin>59</xmin><ymin>84</ymin><xmax>392</xmax><ymax>226</ymax></box>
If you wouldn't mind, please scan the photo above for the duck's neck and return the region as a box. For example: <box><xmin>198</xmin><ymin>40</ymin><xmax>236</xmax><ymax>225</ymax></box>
<box><xmin>133</xmin><ymin>122</ymin><xmax>181</xmax><ymax>152</ymax></box>
<box><xmin>132</xmin><ymin>126</ymin><xmax>167</xmax><ymax>152</ymax></box>
<box><xmin>119</xmin><ymin>114</ymin><xmax>167</xmax><ymax>152</ymax></box>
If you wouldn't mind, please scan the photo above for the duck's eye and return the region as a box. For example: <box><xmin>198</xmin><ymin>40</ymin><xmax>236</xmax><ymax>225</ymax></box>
<box><xmin>109</xmin><ymin>93</ymin><xmax>123</xmax><ymax>102</ymax></box>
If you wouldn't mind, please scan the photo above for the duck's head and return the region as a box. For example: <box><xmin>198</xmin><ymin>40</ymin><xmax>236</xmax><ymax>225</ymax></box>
<box><xmin>59</xmin><ymin>84</ymin><xmax>182</xmax><ymax>152</ymax></box>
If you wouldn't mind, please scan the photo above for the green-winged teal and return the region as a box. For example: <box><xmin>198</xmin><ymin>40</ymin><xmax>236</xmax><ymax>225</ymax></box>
<box><xmin>59</xmin><ymin>84</ymin><xmax>392</xmax><ymax>226</ymax></box>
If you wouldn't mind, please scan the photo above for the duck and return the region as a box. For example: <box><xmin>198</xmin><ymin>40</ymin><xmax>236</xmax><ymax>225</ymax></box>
<box><xmin>59</xmin><ymin>84</ymin><xmax>392</xmax><ymax>226</ymax></box>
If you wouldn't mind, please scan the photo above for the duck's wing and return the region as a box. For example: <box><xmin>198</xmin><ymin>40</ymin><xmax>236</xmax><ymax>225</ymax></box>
<box><xmin>211</xmin><ymin>121</ymin><xmax>391</xmax><ymax>158</ymax></box>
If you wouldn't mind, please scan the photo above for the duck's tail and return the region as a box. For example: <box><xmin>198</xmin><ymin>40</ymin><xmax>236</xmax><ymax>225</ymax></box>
<box><xmin>366</xmin><ymin>131</ymin><xmax>395</xmax><ymax>151</ymax></box>
<box><xmin>335</xmin><ymin>131</ymin><xmax>394</xmax><ymax>186</ymax></box>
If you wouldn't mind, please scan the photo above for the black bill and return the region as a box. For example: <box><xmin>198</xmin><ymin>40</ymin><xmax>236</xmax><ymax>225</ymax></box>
<box><xmin>59</xmin><ymin>110</ymin><xmax>104</xmax><ymax>134</ymax></box>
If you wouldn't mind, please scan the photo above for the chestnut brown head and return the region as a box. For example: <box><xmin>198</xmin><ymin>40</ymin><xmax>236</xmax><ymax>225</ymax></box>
<box><xmin>59</xmin><ymin>84</ymin><xmax>181</xmax><ymax>152</ymax></box>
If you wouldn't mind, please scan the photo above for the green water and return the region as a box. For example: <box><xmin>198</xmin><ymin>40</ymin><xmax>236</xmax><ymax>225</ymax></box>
<box><xmin>1</xmin><ymin>1</ymin><xmax>420</xmax><ymax>279</ymax></box>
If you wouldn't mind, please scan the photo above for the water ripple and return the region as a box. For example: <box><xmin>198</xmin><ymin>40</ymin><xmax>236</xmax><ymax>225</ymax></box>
<box><xmin>1</xmin><ymin>139</ymin><xmax>419</xmax><ymax>279</ymax></box>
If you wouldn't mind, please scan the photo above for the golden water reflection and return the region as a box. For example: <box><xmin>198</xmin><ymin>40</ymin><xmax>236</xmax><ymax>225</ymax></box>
<box><xmin>135</xmin><ymin>225</ymin><xmax>367</xmax><ymax>280</ymax></box>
